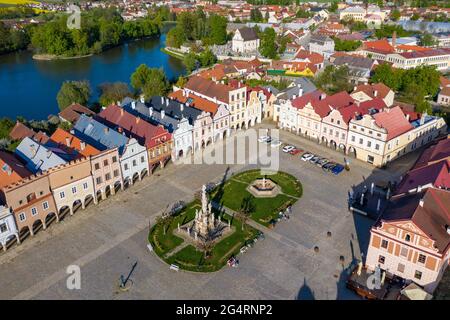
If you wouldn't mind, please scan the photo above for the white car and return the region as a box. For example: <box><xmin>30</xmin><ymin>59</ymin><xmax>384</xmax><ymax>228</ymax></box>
<box><xmin>258</xmin><ymin>136</ymin><xmax>270</xmax><ymax>143</ymax></box>
<box><xmin>301</xmin><ymin>153</ymin><xmax>314</xmax><ymax>161</ymax></box>
<box><xmin>270</xmin><ymin>140</ymin><xmax>282</xmax><ymax>148</ymax></box>
<box><xmin>282</xmin><ymin>145</ymin><xmax>295</xmax><ymax>153</ymax></box>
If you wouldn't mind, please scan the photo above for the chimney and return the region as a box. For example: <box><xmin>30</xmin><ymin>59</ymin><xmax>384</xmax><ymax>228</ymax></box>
<box><xmin>373</xmin><ymin>90</ymin><xmax>378</xmax><ymax>97</ymax></box>
<box><xmin>46</xmin><ymin>149</ymin><xmax>52</xmax><ymax>158</ymax></box>
<box><xmin>117</xmin><ymin>101</ymin><xmax>121</xmax><ymax>107</ymax></box>
<box><xmin>181</xmin><ymin>104</ymin><xmax>184</xmax><ymax>111</ymax></box>
<box><xmin>161</xmin><ymin>96</ymin><xmax>164</xmax><ymax>104</ymax></box>
<box><xmin>299</xmin><ymin>87</ymin><xmax>303</xmax><ymax>97</ymax></box>
<box><xmin>293</xmin><ymin>94</ymin><xmax>297</xmax><ymax>99</ymax></box>
<box><xmin>161</xmin><ymin>110</ymin><xmax>165</xmax><ymax>119</ymax></box>
<box><xmin>420</xmin><ymin>112</ymin><xmax>427</xmax><ymax>125</ymax></box>
<box><xmin>353</xmin><ymin>86</ymin><xmax>357</xmax><ymax>91</ymax></box>
<box><xmin>320</xmin><ymin>93</ymin><xmax>326</xmax><ymax>100</ymax></box>
<box><xmin>149</xmin><ymin>107</ymin><xmax>153</xmax><ymax>117</ymax></box>
<box><xmin>120</xmin><ymin>109</ymin><xmax>124</xmax><ymax>116</ymax></box>
<box><xmin>131</xmin><ymin>101</ymin><xmax>136</xmax><ymax>109</ymax></box>
<box><xmin>446</xmin><ymin>225</ymin><xmax>450</xmax><ymax>236</ymax></box>
<box><xmin>80</xmin><ymin>141</ymin><xmax>86</xmax><ymax>151</ymax></box>
<box><xmin>140</xmin><ymin>95</ymin><xmax>145</xmax><ymax>104</ymax></box>
<box><xmin>419</xmin><ymin>199</ymin><xmax>424</xmax><ymax>207</ymax></box>
<box><xmin>392</xmin><ymin>31</ymin><xmax>397</xmax><ymax>48</ymax></box>
<box><xmin>65</xmin><ymin>137</ymin><xmax>71</xmax><ymax>147</ymax></box>
<box><xmin>104</xmin><ymin>127</ymin><xmax>109</xmax><ymax>134</ymax></box>
<box><xmin>136</xmin><ymin>117</ymin><xmax>140</xmax><ymax>124</ymax></box>
<box><xmin>406</xmin><ymin>114</ymin><xmax>410</xmax><ymax>121</ymax></box>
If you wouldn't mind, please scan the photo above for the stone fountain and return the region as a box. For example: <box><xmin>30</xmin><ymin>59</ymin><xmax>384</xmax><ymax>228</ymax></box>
<box><xmin>247</xmin><ymin>175</ymin><xmax>280</xmax><ymax>198</ymax></box>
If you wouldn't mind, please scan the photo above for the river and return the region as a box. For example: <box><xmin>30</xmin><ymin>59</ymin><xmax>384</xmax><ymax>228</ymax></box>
<box><xmin>0</xmin><ymin>33</ymin><xmax>185</xmax><ymax>120</ymax></box>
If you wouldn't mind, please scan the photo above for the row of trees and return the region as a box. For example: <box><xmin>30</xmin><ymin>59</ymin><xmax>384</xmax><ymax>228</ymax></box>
<box><xmin>371</xmin><ymin>64</ymin><xmax>441</xmax><ymax>113</ymax></box>
<box><xmin>0</xmin><ymin>6</ymin><xmax>36</xmax><ymax>20</ymax></box>
<box><xmin>333</xmin><ymin>37</ymin><xmax>362</xmax><ymax>52</ymax></box>
<box><xmin>165</xmin><ymin>9</ymin><xmax>228</xmax><ymax>48</ymax></box>
<box><xmin>31</xmin><ymin>8</ymin><xmax>160</xmax><ymax>57</ymax></box>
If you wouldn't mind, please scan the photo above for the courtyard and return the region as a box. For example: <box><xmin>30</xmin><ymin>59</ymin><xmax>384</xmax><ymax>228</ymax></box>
<box><xmin>0</xmin><ymin>122</ymin><xmax>421</xmax><ymax>300</ymax></box>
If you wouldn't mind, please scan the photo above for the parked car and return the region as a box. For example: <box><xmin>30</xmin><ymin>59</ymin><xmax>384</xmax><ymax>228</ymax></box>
<box><xmin>323</xmin><ymin>162</ymin><xmax>336</xmax><ymax>171</ymax></box>
<box><xmin>317</xmin><ymin>158</ymin><xmax>329</xmax><ymax>167</ymax></box>
<box><xmin>271</xmin><ymin>139</ymin><xmax>282</xmax><ymax>148</ymax></box>
<box><xmin>301</xmin><ymin>152</ymin><xmax>314</xmax><ymax>161</ymax></box>
<box><xmin>331</xmin><ymin>164</ymin><xmax>345</xmax><ymax>175</ymax></box>
<box><xmin>289</xmin><ymin>148</ymin><xmax>302</xmax><ymax>155</ymax></box>
<box><xmin>309</xmin><ymin>156</ymin><xmax>320</xmax><ymax>164</ymax></box>
<box><xmin>258</xmin><ymin>136</ymin><xmax>270</xmax><ymax>143</ymax></box>
<box><xmin>282</xmin><ymin>145</ymin><xmax>295</xmax><ymax>153</ymax></box>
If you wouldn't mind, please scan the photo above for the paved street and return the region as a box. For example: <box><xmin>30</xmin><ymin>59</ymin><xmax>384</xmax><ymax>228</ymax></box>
<box><xmin>0</xmin><ymin>123</ymin><xmax>421</xmax><ymax>300</ymax></box>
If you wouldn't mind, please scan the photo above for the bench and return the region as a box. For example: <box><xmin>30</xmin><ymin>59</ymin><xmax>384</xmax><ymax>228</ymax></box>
<box><xmin>170</xmin><ymin>264</ymin><xmax>179</xmax><ymax>271</ymax></box>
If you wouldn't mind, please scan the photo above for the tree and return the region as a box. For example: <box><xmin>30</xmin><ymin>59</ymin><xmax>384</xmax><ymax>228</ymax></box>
<box><xmin>98</xmin><ymin>82</ymin><xmax>131</xmax><ymax>107</ymax></box>
<box><xmin>0</xmin><ymin>117</ymin><xmax>14</xmax><ymax>140</ymax></box>
<box><xmin>199</xmin><ymin>48</ymin><xmax>217</xmax><ymax>67</ymax></box>
<box><xmin>420</xmin><ymin>33</ymin><xmax>437</xmax><ymax>47</ymax></box>
<box><xmin>236</xmin><ymin>196</ymin><xmax>255</xmax><ymax>231</ymax></box>
<box><xmin>411</xmin><ymin>13</ymin><xmax>420</xmax><ymax>21</ymax></box>
<box><xmin>259</xmin><ymin>27</ymin><xmax>278</xmax><ymax>59</ymax></box>
<box><xmin>130</xmin><ymin>64</ymin><xmax>169</xmax><ymax>98</ymax></box>
<box><xmin>250</xmin><ymin>9</ymin><xmax>263</xmax><ymax>22</ymax></box>
<box><xmin>391</xmin><ymin>9</ymin><xmax>401</xmax><ymax>21</ymax></box>
<box><xmin>183</xmin><ymin>52</ymin><xmax>199</xmax><ymax>72</ymax></box>
<box><xmin>166</xmin><ymin>26</ymin><xmax>186</xmax><ymax>48</ymax></box>
<box><xmin>371</xmin><ymin>63</ymin><xmax>403</xmax><ymax>91</ymax></box>
<box><xmin>315</xmin><ymin>65</ymin><xmax>353</xmax><ymax>94</ymax></box>
<box><xmin>56</xmin><ymin>80</ymin><xmax>91</xmax><ymax>111</ymax></box>
<box><xmin>333</xmin><ymin>38</ymin><xmax>362</xmax><ymax>52</ymax></box>
<box><xmin>329</xmin><ymin>1</ymin><xmax>338</xmax><ymax>13</ymax></box>
<box><xmin>206</xmin><ymin>14</ymin><xmax>228</xmax><ymax>45</ymax></box>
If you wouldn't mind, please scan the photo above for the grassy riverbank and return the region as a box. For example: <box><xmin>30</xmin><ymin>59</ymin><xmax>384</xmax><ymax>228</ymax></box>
<box><xmin>161</xmin><ymin>47</ymin><xmax>185</xmax><ymax>60</ymax></box>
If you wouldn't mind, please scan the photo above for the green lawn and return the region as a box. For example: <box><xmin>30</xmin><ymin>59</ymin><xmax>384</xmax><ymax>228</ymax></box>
<box><xmin>166</xmin><ymin>214</ymin><xmax>258</xmax><ymax>272</ymax></box>
<box><xmin>211</xmin><ymin>170</ymin><xmax>301</xmax><ymax>227</ymax></box>
<box><xmin>148</xmin><ymin>201</ymin><xmax>200</xmax><ymax>256</ymax></box>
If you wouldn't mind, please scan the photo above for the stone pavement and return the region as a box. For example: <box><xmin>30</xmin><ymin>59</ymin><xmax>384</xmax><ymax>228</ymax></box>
<box><xmin>0</xmin><ymin>123</ymin><xmax>421</xmax><ymax>300</ymax></box>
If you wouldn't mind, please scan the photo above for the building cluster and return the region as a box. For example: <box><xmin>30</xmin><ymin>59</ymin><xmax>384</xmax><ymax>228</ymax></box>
<box><xmin>365</xmin><ymin>136</ymin><xmax>450</xmax><ymax>293</ymax></box>
<box><xmin>276</xmin><ymin>82</ymin><xmax>447</xmax><ymax>167</ymax></box>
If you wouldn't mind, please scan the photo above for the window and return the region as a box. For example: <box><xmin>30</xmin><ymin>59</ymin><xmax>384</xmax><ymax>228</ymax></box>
<box><xmin>105</xmin><ymin>173</ymin><xmax>111</xmax><ymax>181</ymax></box>
<box><xmin>414</xmin><ymin>270</ymin><xmax>422</xmax><ymax>280</ymax></box>
<box><xmin>400</xmin><ymin>247</ymin><xmax>408</xmax><ymax>257</ymax></box>
<box><xmin>72</xmin><ymin>186</ymin><xmax>77</xmax><ymax>194</ymax></box>
<box><xmin>397</xmin><ymin>263</ymin><xmax>405</xmax><ymax>273</ymax></box>
<box><xmin>94</xmin><ymin>163</ymin><xmax>100</xmax><ymax>170</ymax></box>
<box><xmin>59</xmin><ymin>191</ymin><xmax>65</xmax><ymax>199</ymax></box>
<box><xmin>405</xmin><ymin>234</ymin><xmax>411</xmax><ymax>242</ymax></box>
<box><xmin>113</xmin><ymin>170</ymin><xmax>120</xmax><ymax>178</ymax></box>
<box><xmin>351</xmin><ymin>136</ymin><xmax>355</xmax><ymax>142</ymax></box>
<box><xmin>367</xmin><ymin>141</ymin><xmax>372</xmax><ymax>148</ymax></box>
<box><xmin>375</xmin><ymin>144</ymin><xmax>380</xmax><ymax>150</ymax></box>
<box><xmin>19</xmin><ymin>212</ymin><xmax>26</xmax><ymax>222</ymax></box>
<box><xmin>378</xmin><ymin>255</ymin><xmax>385</xmax><ymax>264</ymax></box>
<box><xmin>0</xmin><ymin>223</ymin><xmax>7</xmax><ymax>233</ymax></box>
<box><xmin>124</xmin><ymin>164</ymin><xmax>129</xmax><ymax>171</ymax></box>
<box><xmin>31</xmin><ymin>207</ymin><xmax>38</xmax><ymax>216</ymax></box>
<box><xmin>141</xmin><ymin>156</ymin><xmax>145</xmax><ymax>163</ymax></box>
<box><xmin>96</xmin><ymin>177</ymin><xmax>102</xmax><ymax>185</ymax></box>
<box><xmin>132</xmin><ymin>160</ymin><xmax>137</xmax><ymax>167</ymax></box>
<box><xmin>359</xmin><ymin>138</ymin><xmax>363</xmax><ymax>145</ymax></box>
<box><xmin>83</xmin><ymin>182</ymin><xmax>88</xmax><ymax>190</ymax></box>
<box><xmin>103</xmin><ymin>160</ymin><xmax>109</xmax><ymax>166</ymax></box>
<box><xmin>367</xmin><ymin>155</ymin><xmax>374</xmax><ymax>164</ymax></box>
<box><xmin>418</xmin><ymin>254</ymin><xmax>426</xmax><ymax>264</ymax></box>
<box><xmin>381</xmin><ymin>239</ymin><xmax>388</xmax><ymax>249</ymax></box>
<box><xmin>43</xmin><ymin>201</ymin><xmax>49</xmax><ymax>210</ymax></box>
<box><xmin>112</xmin><ymin>156</ymin><xmax>117</xmax><ymax>163</ymax></box>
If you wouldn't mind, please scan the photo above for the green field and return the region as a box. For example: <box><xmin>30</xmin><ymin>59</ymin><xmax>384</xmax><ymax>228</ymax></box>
<box><xmin>211</xmin><ymin>170</ymin><xmax>302</xmax><ymax>227</ymax></box>
<box><xmin>0</xmin><ymin>0</ymin><xmax>38</xmax><ymax>5</ymax></box>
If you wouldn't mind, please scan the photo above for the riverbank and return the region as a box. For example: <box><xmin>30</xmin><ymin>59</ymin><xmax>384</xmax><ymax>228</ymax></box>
<box><xmin>161</xmin><ymin>47</ymin><xmax>185</xmax><ymax>60</ymax></box>
<box><xmin>32</xmin><ymin>53</ymin><xmax>94</xmax><ymax>61</ymax></box>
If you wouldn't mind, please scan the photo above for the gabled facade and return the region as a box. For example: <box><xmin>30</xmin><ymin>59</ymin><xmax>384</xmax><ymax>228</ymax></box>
<box><xmin>0</xmin><ymin>205</ymin><xmax>19</xmax><ymax>250</ymax></box>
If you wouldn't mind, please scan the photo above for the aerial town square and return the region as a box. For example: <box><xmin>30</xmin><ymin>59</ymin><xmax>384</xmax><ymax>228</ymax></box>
<box><xmin>0</xmin><ymin>0</ymin><xmax>449</xmax><ymax>303</ymax></box>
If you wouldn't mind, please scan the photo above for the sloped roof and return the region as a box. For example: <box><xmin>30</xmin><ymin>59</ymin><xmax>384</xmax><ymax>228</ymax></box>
<box><xmin>396</xmin><ymin>159</ymin><xmax>450</xmax><ymax>195</ymax></box>
<box><xmin>310</xmin><ymin>91</ymin><xmax>355</xmax><ymax>118</ymax></box>
<box><xmin>236</xmin><ymin>27</ymin><xmax>259</xmax><ymax>41</ymax></box>
<box><xmin>373</xmin><ymin>106</ymin><xmax>413</xmax><ymax>140</ymax></box>
<box><xmin>9</xmin><ymin>121</ymin><xmax>49</xmax><ymax>144</ymax></box>
<box><xmin>185</xmin><ymin>76</ymin><xmax>233</xmax><ymax>104</ymax></box>
<box><xmin>378</xmin><ymin>188</ymin><xmax>450</xmax><ymax>254</ymax></box>
<box><xmin>15</xmin><ymin>137</ymin><xmax>67</xmax><ymax>173</ymax></box>
<box><xmin>169</xmin><ymin>91</ymin><xmax>219</xmax><ymax>117</ymax></box>
<box><xmin>0</xmin><ymin>151</ymin><xmax>31</xmax><ymax>190</ymax></box>
<box><xmin>58</xmin><ymin>103</ymin><xmax>95</xmax><ymax>123</ymax></box>
<box><xmin>363</xmin><ymin>39</ymin><xmax>395</xmax><ymax>54</ymax></box>
<box><xmin>96</xmin><ymin>105</ymin><xmax>171</xmax><ymax>149</ymax></box>
<box><xmin>334</xmin><ymin>55</ymin><xmax>374</xmax><ymax>70</ymax></box>
<box><xmin>353</xmin><ymin>83</ymin><xmax>392</xmax><ymax>100</ymax></box>
<box><xmin>49</xmin><ymin>128</ymin><xmax>101</xmax><ymax>158</ymax></box>
<box><xmin>72</xmin><ymin>114</ymin><xmax>128</xmax><ymax>153</ymax></box>
<box><xmin>414</xmin><ymin>137</ymin><xmax>450</xmax><ymax>169</ymax></box>
<box><xmin>291</xmin><ymin>90</ymin><xmax>324</xmax><ymax>109</ymax></box>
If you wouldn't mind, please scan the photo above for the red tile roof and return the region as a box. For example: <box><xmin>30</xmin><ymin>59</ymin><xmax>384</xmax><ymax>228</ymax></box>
<box><xmin>169</xmin><ymin>90</ymin><xmax>220</xmax><ymax>116</ymax></box>
<box><xmin>0</xmin><ymin>150</ymin><xmax>31</xmax><ymax>190</ymax></box>
<box><xmin>184</xmin><ymin>76</ymin><xmax>233</xmax><ymax>104</ymax></box>
<box><xmin>58</xmin><ymin>103</ymin><xmax>95</xmax><ymax>123</ymax></box>
<box><xmin>396</xmin><ymin>159</ymin><xmax>450</xmax><ymax>195</ymax></box>
<box><xmin>414</xmin><ymin>137</ymin><xmax>450</xmax><ymax>169</ymax></box>
<box><xmin>9</xmin><ymin>121</ymin><xmax>49</xmax><ymax>144</ymax></box>
<box><xmin>373</xmin><ymin>106</ymin><xmax>413</xmax><ymax>140</ymax></box>
<box><xmin>353</xmin><ymin>83</ymin><xmax>392</xmax><ymax>100</ymax></box>
<box><xmin>96</xmin><ymin>105</ymin><xmax>171</xmax><ymax>149</ymax></box>
<box><xmin>291</xmin><ymin>90</ymin><xmax>325</xmax><ymax>109</ymax></box>
<box><xmin>49</xmin><ymin>128</ymin><xmax>101</xmax><ymax>158</ymax></box>
<box><xmin>363</xmin><ymin>39</ymin><xmax>395</xmax><ymax>54</ymax></box>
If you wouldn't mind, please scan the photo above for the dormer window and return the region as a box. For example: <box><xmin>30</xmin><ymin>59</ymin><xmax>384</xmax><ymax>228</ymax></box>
<box><xmin>405</xmin><ymin>234</ymin><xmax>411</xmax><ymax>242</ymax></box>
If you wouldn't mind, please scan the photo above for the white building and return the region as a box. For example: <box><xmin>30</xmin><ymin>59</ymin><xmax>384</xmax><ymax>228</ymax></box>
<box><xmin>119</xmin><ymin>138</ymin><xmax>150</xmax><ymax>186</ymax></box>
<box><xmin>0</xmin><ymin>205</ymin><xmax>19</xmax><ymax>251</ymax></box>
<box><xmin>232</xmin><ymin>27</ymin><xmax>260</xmax><ymax>53</ymax></box>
